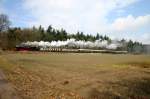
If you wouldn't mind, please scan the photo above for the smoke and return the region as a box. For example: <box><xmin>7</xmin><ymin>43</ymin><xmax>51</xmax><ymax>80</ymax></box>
<box><xmin>20</xmin><ymin>39</ymin><xmax>122</xmax><ymax>50</ymax></box>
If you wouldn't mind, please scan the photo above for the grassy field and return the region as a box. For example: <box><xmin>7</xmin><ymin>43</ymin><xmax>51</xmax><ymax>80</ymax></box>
<box><xmin>0</xmin><ymin>52</ymin><xmax>150</xmax><ymax>99</ymax></box>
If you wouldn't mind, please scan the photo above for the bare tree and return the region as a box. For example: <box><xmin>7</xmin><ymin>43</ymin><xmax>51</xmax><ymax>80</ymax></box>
<box><xmin>0</xmin><ymin>14</ymin><xmax>10</xmax><ymax>32</ymax></box>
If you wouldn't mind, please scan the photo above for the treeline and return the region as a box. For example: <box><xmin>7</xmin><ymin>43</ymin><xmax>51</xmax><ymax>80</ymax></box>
<box><xmin>0</xmin><ymin>14</ymin><xmax>143</xmax><ymax>53</ymax></box>
<box><xmin>0</xmin><ymin>25</ymin><xmax>111</xmax><ymax>49</ymax></box>
<box><xmin>0</xmin><ymin>25</ymin><xmax>143</xmax><ymax>52</ymax></box>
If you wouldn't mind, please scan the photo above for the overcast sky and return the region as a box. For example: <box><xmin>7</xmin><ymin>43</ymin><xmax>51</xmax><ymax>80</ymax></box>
<box><xmin>0</xmin><ymin>0</ymin><xmax>150</xmax><ymax>44</ymax></box>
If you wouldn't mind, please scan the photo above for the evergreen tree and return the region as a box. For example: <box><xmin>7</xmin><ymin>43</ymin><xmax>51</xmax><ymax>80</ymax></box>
<box><xmin>96</xmin><ymin>33</ymin><xmax>100</xmax><ymax>40</ymax></box>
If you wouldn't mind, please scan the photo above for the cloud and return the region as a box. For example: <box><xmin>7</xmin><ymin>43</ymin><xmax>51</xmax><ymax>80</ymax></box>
<box><xmin>22</xmin><ymin>0</ymin><xmax>139</xmax><ymax>32</ymax></box>
<box><xmin>111</xmin><ymin>15</ymin><xmax>150</xmax><ymax>33</ymax></box>
<box><xmin>105</xmin><ymin>15</ymin><xmax>150</xmax><ymax>44</ymax></box>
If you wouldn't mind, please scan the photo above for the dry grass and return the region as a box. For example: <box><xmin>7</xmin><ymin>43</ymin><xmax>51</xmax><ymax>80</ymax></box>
<box><xmin>0</xmin><ymin>52</ymin><xmax>150</xmax><ymax>99</ymax></box>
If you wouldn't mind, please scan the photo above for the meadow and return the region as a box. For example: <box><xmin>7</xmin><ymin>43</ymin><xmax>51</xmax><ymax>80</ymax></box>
<box><xmin>0</xmin><ymin>52</ymin><xmax>150</xmax><ymax>99</ymax></box>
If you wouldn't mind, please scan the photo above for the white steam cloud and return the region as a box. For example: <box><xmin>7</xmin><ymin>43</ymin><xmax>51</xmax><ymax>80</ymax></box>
<box><xmin>20</xmin><ymin>39</ymin><xmax>122</xmax><ymax>50</ymax></box>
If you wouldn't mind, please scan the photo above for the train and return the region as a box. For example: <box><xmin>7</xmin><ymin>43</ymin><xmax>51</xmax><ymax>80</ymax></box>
<box><xmin>16</xmin><ymin>45</ymin><xmax>128</xmax><ymax>54</ymax></box>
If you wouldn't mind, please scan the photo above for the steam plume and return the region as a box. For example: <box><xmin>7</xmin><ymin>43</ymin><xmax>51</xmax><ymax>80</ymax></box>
<box><xmin>20</xmin><ymin>39</ymin><xmax>122</xmax><ymax>50</ymax></box>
